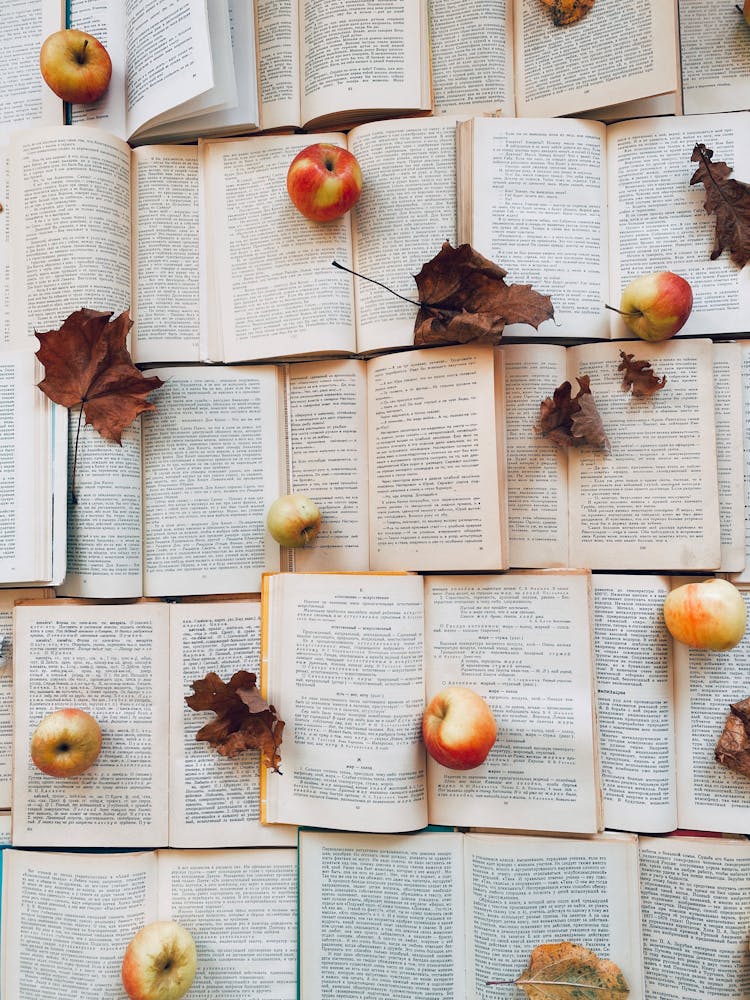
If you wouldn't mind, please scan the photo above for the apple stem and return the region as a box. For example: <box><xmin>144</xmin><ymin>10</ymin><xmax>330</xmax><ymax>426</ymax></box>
<box><xmin>604</xmin><ymin>303</ymin><xmax>642</xmax><ymax>318</ymax></box>
<box><xmin>737</xmin><ymin>4</ymin><xmax>742</xmax><ymax>12</ymax></box>
<box><xmin>77</xmin><ymin>38</ymin><xmax>89</xmax><ymax>63</ymax></box>
<box><xmin>331</xmin><ymin>260</ymin><xmax>426</xmax><ymax>309</ymax></box>
<box><xmin>70</xmin><ymin>404</ymin><xmax>84</xmax><ymax>505</ymax></box>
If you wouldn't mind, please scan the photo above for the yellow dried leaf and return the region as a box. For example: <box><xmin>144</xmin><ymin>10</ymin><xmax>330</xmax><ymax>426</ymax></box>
<box><xmin>540</xmin><ymin>0</ymin><xmax>595</xmax><ymax>25</ymax></box>
<box><xmin>515</xmin><ymin>942</ymin><xmax>629</xmax><ymax>998</ymax></box>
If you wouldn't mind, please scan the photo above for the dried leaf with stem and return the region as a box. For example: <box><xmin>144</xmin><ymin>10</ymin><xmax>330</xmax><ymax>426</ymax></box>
<box><xmin>617</xmin><ymin>351</ymin><xmax>666</xmax><ymax>398</ymax></box>
<box><xmin>487</xmin><ymin>941</ymin><xmax>629</xmax><ymax>998</ymax></box>
<box><xmin>715</xmin><ymin>697</ymin><xmax>750</xmax><ymax>780</ymax></box>
<box><xmin>690</xmin><ymin>143</ymin><xmax>750</xmax><ymax>269</ymax></box>
<box><xmin>535</xmin><ymin>376</ymin><xmax>611</xmax><ymax>452</ymax></box>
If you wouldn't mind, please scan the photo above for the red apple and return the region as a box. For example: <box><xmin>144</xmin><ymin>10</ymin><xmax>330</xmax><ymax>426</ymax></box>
<box><xmin>663</xmin><ymin>578</ymin><xmax>747</xmax><ymax>651</ymax></box>
<box><xmin>39</xmin><ymin>29</ymin><xmax>112</xmax><ymax>104</ymax></box>
<box><xmin>266</xmin><ymin>494</ymin><xmax>321</xmax><ymax>547</ymax></box>
<box><xmin>30</xmin><ymin>708</ymin><xmax>102</xmax><ymax>777</ymax></box>
<box><xmin>739</xmin><ymin>1</ymin><xmax>750</xmax><ymax>26</ymax></box>
<box><xmin>122</xmin><ymin>921</ymin><xmax>198</xmax><ymax>1000</ymax></box>
<box><xmin>422</xmin><ymin>686</ymin><xmax>497</xmax><ymax>770</ymax></box>
<box><xmin>286</xmin><ymin>143</ymin><xmax>363</xmax><ymax>222</ymax></box>
<box><xmin>611</xmin><ymin>271</ymin><xmax>693</xmax><ymax>342</ymax></box>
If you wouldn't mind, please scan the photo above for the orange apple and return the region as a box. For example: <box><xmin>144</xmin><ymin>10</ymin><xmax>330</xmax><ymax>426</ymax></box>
<box><xmin>663</xmin><ymin>578</ymin><xmax>747</xmax><ymax>651</ymax></box>
<box><xmin>286</xmin><ymin>143</ymin><xmax>363</xmax><ymax>222</ymax></box>
<box><xmin>39</xmin><ymin>29</ymin><xmax>112</xmax><ymax>104</ymax></box>
<box><xmin>121</xmin><ymin>921</ymin><xmax>197</xmax><ymax>1000</ymax></box>
<box><xmin>30</xmin><ymin>708</ymin><xmax>102</xmax><ymax>777</ymax></box>
<box><xmin>611</xmin><ymin>271</ymin><xmax>693</xmax><ymax>341</ymax></box>
<box><xmin>422</xmin><ymin>686</ymin><xmax>497</xmax><ymax>770</ymax></box>
<box><xmin>266</xmin><ymin>494</ymin><xmax>321</xmax><ymax>547</ymax></box>
<box><xmin>739</xmin><ymin>1</ymin><xmax>750</xmax><ymax>26</ymax></box>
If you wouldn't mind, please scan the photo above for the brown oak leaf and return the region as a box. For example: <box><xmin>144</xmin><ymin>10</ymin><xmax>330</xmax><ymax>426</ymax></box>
<box><xmin>35</xmin><ymin>308</ymin><xmax>163</xmax><ymax>444</ymax></box>
<box><xmin>185</xmin><ymin>669</ymin><xmax>284</xmax><ymax>772</ymax></box>
<box><xmin>540</xmin><ymin>0</ymin><xmax>595</xmax><ymax>26</ymax></box>
<box><xmin>535</xmin><ymin>375</ymin><xmax>611</xmax><ymax>452</ymax></box>
<box><xmin>488</xmin><ymin>941</ymin><xmax>629</xmax><ymax>997</ymax></box>
<box><xmin>715</xmin><ymin>697</ymin><xmax>750</xmax><ymax>780</ymax></box>
<box><xmin>618</xmin><ymin>351</ymin><xmax>666</xmax><ymax>398</ymax></box>
<box><xmin>690</xmin><ymin>143</ymin><xmax>750</xmax><ymax>269</ymax></box>
<box><xmin>413</xmin><ymin>241</ymin><xmax>554</xmax><ymax>346</ymax></box>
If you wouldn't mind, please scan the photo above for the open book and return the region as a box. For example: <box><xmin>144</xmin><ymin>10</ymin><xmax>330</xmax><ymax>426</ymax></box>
<box><xmin>299</xmin><ymin>828</ymin><xmax>750</xmax><ymax>1000</ymax></box>
<box><xmin>2</xmin><ymin>846</ymin><xmax>298</xmax><ymax>999</ymax></box>
<box><xmin>594</xmin><ymin>575</ymin><xmax>750</xmax><ymax>836</ymax></box>
<box><xmin>0</xmin><ymin>1</ymin><xmax>62</xmax><ymax>141</ymax></box>
<box><xmin>59</xmin><ymin>346</ymin><xmax>509</xmax><ymax>598</ymax></box>
<box><xmin>0</xmin><ymin>351</ymin><xmax>66</xmax><ymax>587</ymax></box>
<box><xmin>11</xmin><ymin>598</ymin><xmax>298</xmax><ymax>849</ymax></box>
<box><xmin>502</xmin><ymin>338</ymin><xmax>739</xmax><ymax>573</ymax></box>
<box><xmin>458</xmin><ymin>112</ymin><xmax>750</xmax><ymax>341</ymax></box>
<box><xmin>261</xmin><ymin>569</ymin><xmax>601</xmax><ymax>836</ymax></box>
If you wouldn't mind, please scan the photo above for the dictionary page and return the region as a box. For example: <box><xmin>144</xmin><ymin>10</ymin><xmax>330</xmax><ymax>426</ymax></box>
<box><xmin>284</xmin><ymin>359</ymin><xmax>370</xmax><ymax>573</ymax></box>
<box><xmin>9</xmin><ymin>126</ymin><xmax>131</xmax><ymax>347</ymax></box>
<box><xmin>0</xmin><ymin>0</ymin><xmax>61</xmax><ymax>139</ymax></box>
<box><xmin>200</xmin><ymin>133</ymin><xmax>357</xmax><ymax>363</ymax></box>
<box><xmin>299</xmin><ymin>0</ymin><xmax>431</xmax><ymax>130</ymax></box>
<box><xmin>169</xmin><ymin>600</ymin><xmax>297</xmax><ymax>848</ymax></box>
<box><xmin>131</xmin><ymin>145</ymin><xmax>200</xmax><ymax>363</ymax></box>
<box><xmin>158</xmin><ymin>849</ymin><xmax>297</xmax><ymax>1000</ymax></box>
<box><xmin>1</xmin><ymin>849</ymin><xmax>157</xmax><ymax>999</ymax></box>
<box><xmin>429</xmin><ymin>0</ymin><xmax>514</xmax><ymax>116</ymax></box>
<box><xmin>514</xmin><ymin>0</ymin><xmax>677</xmax><ymax>117</ymax></box>
<box><xmin>592</xmin><ymin>575</ymin><xmax>677</xmax><ymax>834</ymax></box>
<box><xmin>465</xmin><ymin>832</ymin><xmax>643</xmax><ymax>1000</ymax></box>
<box><xmin>501</xmin><ymin>343</ymin><xmax>569</xmax><ymax>568</ymax></box>
<box><xmin>299</xmin><ymin>829</ymin><xmax>465</xmax><ymax>1000</ymax></box>
<box><xmin>639</xmin><ymin>837</ymin><xmax>750</xmax><ymax>998</ymax></box>
<box><xmin>713</xmin><ymin>342</ymin><xmax>745</xmax><ymax>573</ymax></box>
<box><xmin>425</xmin><ymin>572</ymin><xmax>600</xmax><ymax>835</ymax></box>
<box><xmin>679</xmin><ymin>0</ymin><xmax>750</xmax><ymax>115</ymax></box>
<box><xmin>261</xmin><ymin>572</ymin><xmax>428</xmax><ymax>832</ymax></box>
<box><xmin>673</xmin><ymin>585</ymin><xmax>750</xmax><ymax>834</ymax></box>
<box><xmin>567</xmin><ymin>339</ymin><xmax>721</xmax><ymax>571</ymax></box>
<box><xmin>348</xmin><ymin>116</ymin><xmax>459</xmax><ymax>355</ymax></box>
<box><xmin>607</xmin><ymin>113</ymin><xmax>750</xmax><ymax>338</ymax></box>
<box><xmin>141</xmin><ymin>366</ymin><xmax>281</xmax><ymax>597</ymax></box>
<box><xmin>12</xmin><ymin>601</ymin><xmax>170</xmax><ymax>847</ymax></box>
<box><xmin>457</xmin><ymin>116</ymin><xmax>609</xmax><ymax>340</ymax></box>
<box><xmin>366</xmin><ymin>345</ymin><xmax>508</xmax><ymax>573</ymax></box>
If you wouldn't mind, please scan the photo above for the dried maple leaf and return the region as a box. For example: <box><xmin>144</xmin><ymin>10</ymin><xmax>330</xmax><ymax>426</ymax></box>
<box><xmin>715</xmin><ymin>697</ymin><xmax>750</xmax><ymax>780</ymax></box>
<box><xmin>185</xmin><ymin>669</ymin><xmax>284</xmax><ymax>773</ymax></box>
<box><xmin>540</xmin><ymin>0</ymin><xmax>595</xmax><ymax>26</ymax></box>
<box><xmin>413</xmin><ymin>241</ymin><xmax>554</xmax><ymax>346</ymax></box>
<box><xmin>488</xmin><ymin>942</ymin><xmax>629</xmax><ymax>998</ymax></box>
<box><xmin>690</xmin><ymin>143</ymin><xmax>750</xmax><ymax>269</ymax></box>
<box><xmin>535</xmin><ymin>375</ymin><xmax>610</xmax><ymax>452</ymax></box>
<box><xmin>35</xmin><ymin>308</ymin><xmax>163</xmax><ymax>444</ymax></box>
<box><xmin>617</xmin><ymin>351</ymin><xmax>666</xmax><ymax>398</ymax></box>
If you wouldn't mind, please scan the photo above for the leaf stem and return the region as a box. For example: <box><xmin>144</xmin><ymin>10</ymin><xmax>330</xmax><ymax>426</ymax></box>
<box><xmin>70</xmin><ymin>405</ymin><xmax>84</xmax><ymax>505</ymax></box>
<box><xmin>485</xmin><ymin>980</ymin><xmax>514</xmax><ymax>986</ymax></box>
<box><xmin>331</xmin><ymin>260</ymin><xmax>425</xmax><ymax>308</ymax></box>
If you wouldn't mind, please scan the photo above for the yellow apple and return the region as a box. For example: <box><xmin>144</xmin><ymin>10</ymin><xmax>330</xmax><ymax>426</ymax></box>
<box><xmin>121</xmin><ymin>921</ymin><xmax>198</xmax><ymax>1000</ymax></box>
<box><xmin>266</xmin><ymin>494</ymin><xmax>321</xmax><ymax>547</ymax></box>
<box><xmin>663</xmin><ymin>578</ymin><xmax>747</xmax><ymax>651</ymax></box>
<box><xmin>39</xmin><ymin>29</ymin><xmax>112</xmax><ymax>104</ymax></box>
<box><xmin>30</xmin><ymin>708</ymin><xmax>102</xmax><ymax>777</ymax></box>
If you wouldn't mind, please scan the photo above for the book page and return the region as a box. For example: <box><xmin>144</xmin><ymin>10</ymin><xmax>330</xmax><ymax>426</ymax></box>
<box><xmin>639</xmin><ymin>836</ymin><xmax>750</xmax><ymax>997</ymax></box>
<box><xmin>592</xmin><ymin>575</ymin><xmax>677</xmax><ymax>833</ymax></box>
<box><xmin>9</xmin><ymin>126</ymin><xmax>131</xmax><ymax>346</ymax></box>
<box><xmin>429</xmin><ymin>0</ymin><xmax>513</xmax><ymax>115</ymax></box>
<box><xmin>68</xmin><ymin>0</ymin><xmax>127</xmax><ymax>137</ymax></box>
<box><xmin>299</xmin><ymin>0</ymin><xmax>430</xmax><ymax>129</ymax></box>
<box><xmin>1</xmin><ymin>849</ymin><xmax>157</xmax><ymax>999</ymax></box>
<box><xmin>679</xmin><ymin>0</ymin><xmax>750</xmax><ymax>115</ymax></box>
<box><xmin>169</xmin><ymin>601</ymin><xmax>297</xmax><ymax>848</ymax></box>
<box><xmin>12</xmin><ymin>601</ymin><xmax>170</xmax><ymax>847</ymax></box>
<box><xmin>673</xmin><ymin>586</ymin><xmax>750</xmax><ymax>834</ymax></box>
<box><xmin>200</xmin><ymin>133</ymin><xmax>356</xmax><ymax>363</ymax></box>
<box><xmin>465</xmin><ymin>832</ymin><xmax>643</xmax><ymax>1000</ymax></box>
<box><xmin>299</xmin><ymin>829</ymin><xmax>465</xmax><ymax>1000</ymax></box>
<box><xmin>142</xmin><ymin>366</ymin><xmax>281</xmax><ymax>597</ymax></box>
<box><xmin>0</xmin><ymin>148</ymin><xmax>8</xmax><ymax>345</ymax></box>
<box><xmin>501</xmin><ymin>343</ymin><xmax>569</xmax><ymax>567</ymax></box>
<box><xmin>458</xmin><ymin>117</ymin><xmax>609</xmax><ymax>340</ymax></box>
<box><xmin>425</xmin><ymin>572</ymin><xmax>600</xmax><ymax>835</ymax></box>
<box><xmin>256</xmin><ymin>0</ymin><xmax>301</xmax><ymax>130</ymax></box>
<box><xmin>284</xmin><ymin>360</ymin><xmax>370</xmax><ymax>572</ymax></box>
<box><xmin>366</xmin><ymin>345</ymin><xmax>507</xmax><ymax>572</ymax></box>
<box><xmin>514</xmin><ymin>0</ymin><xmax>677</xmax><ymax>117</ymax></box>
<box><xmin>131</xmin><ymin>145</ymin><xmax>200</xmax><ymax>363</ymax></box>
<box><xmin>158</xmin><ymin>849</ymin><xmax>297</xmax><ymax>1000</ymax></box>
<box><xmin>0</xmin><ymin>0</ymin><xmax>62</xmax><ymax>139</ymax></box>
<box><xmin>731</xmin><ymin>343</ymin><xmax>750</xmax><ymax>584</ymax></box>
<box><xmin>348</xmin><ymin>116</ymin><xmax>459</xmax><ymax>355</ymax></box>
<box><xmin>713</xmin><ymin>343</ymin><xmax>745</xmax><ymax>573</ymax></box>
<box><xmin>567</xmin><ymin>339</ymin><xmax>721</xmax><ymax>570</ymax></box>
<box><xmin>607</xmin><ymin>113</ymin><xmax>750</xmax><ymax>337</ymax></box>
<box><xmin>57</xmin><ymin>412</ymin><xmax>142</xmax><ymax>599</ymax></box>
<box><xmin>262</xmin><ymin>572</ymin><xmax>428</xmax><ymax>832</ymax></box>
